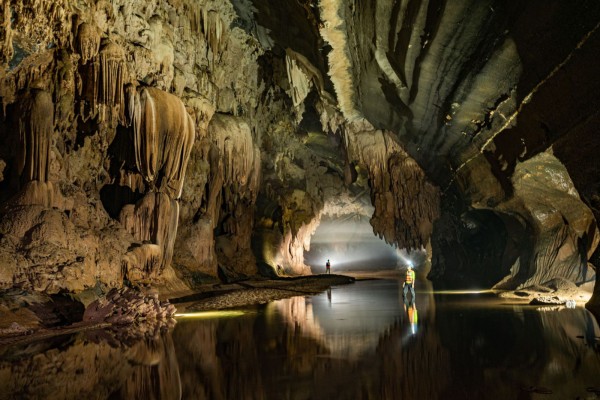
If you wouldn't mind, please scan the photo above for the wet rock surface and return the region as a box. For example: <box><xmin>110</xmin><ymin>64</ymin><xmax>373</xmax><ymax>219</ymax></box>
<box><xmin>0</xmin><ymin>287</ymin><xmax>176</xmax><ymax>345</ymax></box>
<box><xmin>499</xmin><ymin>278</ymin><xmax>591</xmax><ymax>306</ymax></box>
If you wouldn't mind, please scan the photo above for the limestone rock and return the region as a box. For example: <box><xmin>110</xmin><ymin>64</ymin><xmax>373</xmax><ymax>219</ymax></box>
<box><xmin>495</xmin><ymin>152</ymin><xmax>598</xmax><ymax>289</ymax></box>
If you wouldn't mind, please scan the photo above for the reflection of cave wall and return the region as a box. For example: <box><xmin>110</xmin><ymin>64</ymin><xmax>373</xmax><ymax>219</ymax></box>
<box><xmin>434</xmin><ymin>300</ymin><xmax>600</xmax><ymax>399</ymax></box>
<box><xmin>0</xmin><ymin>333</ymin><xmax>181</xmax><ymax>400</ymax></box>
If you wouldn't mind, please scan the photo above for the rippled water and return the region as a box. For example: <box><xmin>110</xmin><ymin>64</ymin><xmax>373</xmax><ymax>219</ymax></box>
<box><xmin>2</xmin><ymin>279</ymin><xmax>600</xmax><ymax>400</ymax></box>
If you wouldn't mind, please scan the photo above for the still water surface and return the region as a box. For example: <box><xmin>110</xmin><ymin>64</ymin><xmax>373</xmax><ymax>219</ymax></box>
<box><xmin>2</xmin><ymin>279</ymin><xmax>600</xmax><ymax>399</ymax></box>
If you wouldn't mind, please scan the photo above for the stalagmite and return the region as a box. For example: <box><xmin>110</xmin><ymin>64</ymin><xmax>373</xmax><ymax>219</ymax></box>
<box><xmin>120</xmin><ymin>192</ymin><xmax>179</xmax><ymax>277</ymax></box>
<box><xmin>128</xmin><ymin>86</ymin><xmax>196</xmax><ymax>200</ymax></box>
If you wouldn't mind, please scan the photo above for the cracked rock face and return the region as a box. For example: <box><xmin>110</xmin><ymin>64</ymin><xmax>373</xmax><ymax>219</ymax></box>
<box><xmin>0</xmin><ymin>0</ymin><xmax>598</xmax><ymax>303</ymax></box>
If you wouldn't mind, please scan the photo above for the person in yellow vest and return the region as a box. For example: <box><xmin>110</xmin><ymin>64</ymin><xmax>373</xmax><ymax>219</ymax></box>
<box><xmin>403</xmin><ymin>263</ymin><xmax>416</xmax><ymax>302</ymax></box>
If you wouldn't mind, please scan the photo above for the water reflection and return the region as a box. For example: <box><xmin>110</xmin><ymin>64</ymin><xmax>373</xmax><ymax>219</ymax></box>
<box><xmin>0</xmin><ymin>330</ymin><xmax>180</xmax><ymax>400</ymax></box>
<box><xmin>2</xmin><ymin>280</ymin><xmax>600</xmax><ymax>399</ymax></box>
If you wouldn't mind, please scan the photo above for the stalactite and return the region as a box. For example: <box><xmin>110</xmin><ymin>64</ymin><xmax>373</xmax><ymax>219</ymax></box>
<box><xmin>285</xmin><ymin>48</ymin><xmax>336</xmax><ymax>107</ymax></box>
<box><xmin>186</xmin><ymin>1</ymin><xmax>202</xmax><ymax>36</ymax></box>
<box><xmin>98</xmin><ymin>41</ymin><xmax>127</xmax><ymax>124</ymax></box>
<box><xmin>16</xmin><ymin>89</ymin><xmax>53</xmax><ymax>184</ymax></box>
<box><xmin>319</xmin><ymin>0</ymin><xmax>360</xmax><ymax>120</ymax></box>
<box><xmin>118</xmin><ymin>87</ymin><xmax>195</xmax><ymax>281</ymax></box>
<box><xmin>183</xmin><ymin>95</ymin><xmax>215</xmax><ymax>138</ymax></box>
<box><xmin>0</xmin><ymin>0</ymin><xmax>14</xmax><ymax>64</ymax></box>
<box><xmin>0</xmin><ymin>51</ymin><xmax>54</xmax><ymax>112</ymax></box>
<box><xmin>208</xmin><ymin>114</ymin><xmax>256</xmax><ymax>188</ymax></box>
<box><xmin>201</xmin><ymin>114</ymin><xmax>260</xmax><ymax>275</ymax></box>
<box><xmin>345</xmin><ymin>122</ymin><xmax>440</xmax><ymax>249</ymax></box>
<box><xmin>202</xmin><ymin>10</ymin><xmax>224</xmax><ymax>54</ymax></box>
<box><xmin>285</xmin><ymin>51</ymin><xmax>312</xmax><ymax>108</ymax></box>
<box><xmin>76</xmin><ymin>22</ymin><xmax>100</xmax><ymax>65</ymax></box>
<box><xmin>128</xmin><ymin>86</ymin><xmax>196</xmax><ymax>200</ymax></box>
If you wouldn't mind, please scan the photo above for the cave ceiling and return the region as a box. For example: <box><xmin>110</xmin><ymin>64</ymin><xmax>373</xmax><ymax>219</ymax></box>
<box><xmin>242</xmin><ymin>0</ymin><xmax>600</xmax><ymax>189</ymax></box>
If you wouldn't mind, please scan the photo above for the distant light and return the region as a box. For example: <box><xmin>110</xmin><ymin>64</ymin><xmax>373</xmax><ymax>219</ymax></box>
<box><xmin>425</xmin><ymin>290</ymin><xmax>495</xmax><ymax>295</ymax></box>
<box><xmin>175</xmin><ymin>310</ymin><xmax>246</xmax><ymax>319</ymax></box>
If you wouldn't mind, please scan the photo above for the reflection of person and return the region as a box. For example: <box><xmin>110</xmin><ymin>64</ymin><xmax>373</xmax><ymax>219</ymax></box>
<box><xmin>326</xmin><ymin>259</ymin><xmax>331</xmax><ymax>274</ymax></box>
<box><xmin>327</xmin><ymin>287</ymin><xmax>332</xmax><ymax>304</ymax></box>
<box><xmin>403</xmin><ymin>264</ymin><xmax>415</xmax><ymax>301</ymax></box>
<box><xmin>404</xmin><ymin>301</ymin><xmax>418</xmax><ymax>334</ymax></box>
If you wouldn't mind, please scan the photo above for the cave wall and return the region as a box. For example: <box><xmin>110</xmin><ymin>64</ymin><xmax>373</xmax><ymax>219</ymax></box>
<box><xmin>0</xmin><ymin>0</ymin><xmax>598</xmax><ymax>298</ymax></box>
<box><xmin>0</xmin><ymin>0</ymin><xmax>270</xmax><ymax>292</ymax></box>
<box><xmin>305</xmin><ymin>0</ymin><xmax>600</xmax><ymax>290</ymax></box>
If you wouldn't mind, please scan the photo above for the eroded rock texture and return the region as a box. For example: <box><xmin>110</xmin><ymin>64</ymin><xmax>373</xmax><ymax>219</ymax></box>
<box><xmin>244</xmin><ymin>0</ymin><xmax>600</xmax><ymax>297</ymax></box>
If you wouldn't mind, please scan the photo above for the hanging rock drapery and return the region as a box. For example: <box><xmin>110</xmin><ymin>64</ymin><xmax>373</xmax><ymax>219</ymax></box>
<box><xmin>17</xmin><ymin>89</ymin><xmax>53</xmax><ymax>184</ymax></box>
<box><xmin>119</xmin><ymin>86</ymin><xmax>195</xmax><ymax>280</ymax></box>
<box><xmin>98</xmin><ymin>41</ymin><xmax>127</xmax><ymax>124</ymax></box>
<box><xmin>128</xmin><ymin>86</ymin><xmax>196</xmax><ymax>200</ymax></box>
<box><xmin>76</xmin><ymin>22</ymin><xmax>100</xmax><ymax>65</ymax></box>
<box><xmin>345</xmin><ymin>122</ymin><xmax>440</xmax><ymax>249</ymax></box>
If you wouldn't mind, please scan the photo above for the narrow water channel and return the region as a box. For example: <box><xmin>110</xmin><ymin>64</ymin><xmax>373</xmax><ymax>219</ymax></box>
<box><xmin>2</xmin><ymin>279</ymin><xmax>600</xmax><ymax>399</ymax></box>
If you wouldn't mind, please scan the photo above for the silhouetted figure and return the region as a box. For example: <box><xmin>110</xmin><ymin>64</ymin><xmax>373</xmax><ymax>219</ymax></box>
<box><xmin>326</xmin><ymin>259</ymin><xmax>331</xmax><ymax>274</ymax></box>
<box><xmin>403</xmin><ymin>264</ymin><xmax>415</xmax><ymax>302</ymax></box>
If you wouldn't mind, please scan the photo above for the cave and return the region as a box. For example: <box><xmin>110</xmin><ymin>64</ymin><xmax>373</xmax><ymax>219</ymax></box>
<box><xmin>1</xmin><ymin>0</ymin><xmax>600</xmax><ymax>398</ymax></box>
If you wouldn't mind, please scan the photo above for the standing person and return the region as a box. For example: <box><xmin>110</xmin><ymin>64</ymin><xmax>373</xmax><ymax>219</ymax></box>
<box><xmin>403</xmin><ymin>263</ymin><xmax>416</xmax><ymax>302</ymax></box>
<box><xmin>326</xmin><ymin>259</ymin><xmax>331</xmax><ymax>274</ymax></box>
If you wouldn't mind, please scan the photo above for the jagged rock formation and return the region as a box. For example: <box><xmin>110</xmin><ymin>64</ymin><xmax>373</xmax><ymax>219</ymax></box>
<box><xmin>83</xmin><ymin>287</ymin><xmax>176</xmax><ymax>328</ymax></box>
<box><xmin>0</xmin><ymin>0</ymin><xmax>598</xmax><ymax>307</ymax></box>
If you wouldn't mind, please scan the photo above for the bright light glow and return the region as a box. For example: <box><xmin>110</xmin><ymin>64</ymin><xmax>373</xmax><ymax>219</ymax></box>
<box><xmin>424</xmin><ymin>290</ymin><xmax>496</xmax><ymax>295</ymax></box>
<box><xmin>175</xmin><ymin>310</ymin><xmax>246</xmax><ymax>319</ymax></box>
<box><xmin>396</xmin><ymin>251</ymin><xmax>412</xmax><ymax>266</ymax></box>
<box><xmin>306</xmin><ymin>217</ymin><xmax>402</xmax><ymax>271</ymax></box>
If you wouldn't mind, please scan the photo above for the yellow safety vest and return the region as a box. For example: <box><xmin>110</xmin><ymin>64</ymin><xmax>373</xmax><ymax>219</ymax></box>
<box><xmin>406</xmin><ymin>270</ymin><xmax>415</xmax><ymax>284</ymax></box>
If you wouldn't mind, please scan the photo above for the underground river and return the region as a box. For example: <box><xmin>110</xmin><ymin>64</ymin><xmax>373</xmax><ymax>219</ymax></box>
<box><xmin>2</xmin><ymin>279</ymin><xmax>600</xmax><ymax>399</ymax></box>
